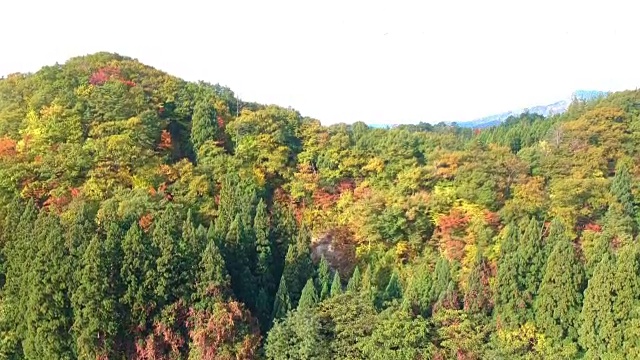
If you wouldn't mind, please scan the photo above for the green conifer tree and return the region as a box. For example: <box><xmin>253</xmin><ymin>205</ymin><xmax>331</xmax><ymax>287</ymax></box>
<box><xmin>384</xmin><ymin>271</ymin><xmax>402</xmax><ymax>304</ymax></box>
<box><xmin>190</xmin><ymin>100</ymin><xmax>217</xmax><ymax>158</ymax></box>
<box><xmin>579</xmin><ymin>253</ymin><xmax>617</xmax><ymax>357</ymax></box>
<box><xmin>294</xmin><ymin>224</ymin><xmax>314</xmax><ymax>301</ymax></box>
<box><xmin>611</xmin><ymin>244</ymin><xmax>640</xmax><ymax>355</ymax></box>
<box><xmin>611</xmin><ymin>161</ymin><xmax>635</xmax><ymax>221</ymax></box>
<box><xmin>23</xmin><ymin>214</ymin><xmax>74</xmax><ymax>360</ymax></box>
<box><xmin>152</xmin><ymin>206</ymin><xmax>182</xmax><ymax>307</ymax></box>
<box><xmin>463</xmin><ymin>254</ymin><xmax>491</xmax><ymax>315</ymax></box>
<box><xmin>495</xmin><ymin>223</ymin><xmax>525</xmax><ymax>327</ymax></box>
<box><xmin>270</xmin><ymin>201</ymin><xmax>297</xmax><ymax>277</ymax></box>
<box><xmin>193</xmin><ymin>239</ymin><xmax>229</xmax><ymax>311</ymax></box>
<box><xmin>120</xmin><ymin>223</ymin><xmax>155</xmax><ymax>329</ymax></box>
<box><xmin>330</xmin><ymin>271</ymin><xmax>342</xmax><ymax>298</ymax></box>
<box><xmin>430</xmin><ymin>257</ymin><xmax>452</xmax><ymax>302</ymax></box>
<box><xmin>519</xmin><ymin>217</ymin><xmax>545</xmax><ymax>311</ymax></box>
<box><xmin>72</xmin><ymin>235</ymin><xmax>119</xmax><ymax>360</ymax></box>
<box><xmin>273</xmin><ymin>275</ymin><xmax>292</xmax><ymax>320</ymax></box>
<box><xmin>180</xmin><ymin>209</ymin><xmax>201</xmax><ymax>297</ymax></box>
<box><xmin>346</xmin><ymin>266</ymin><xmax>361</xmax><ymax>292</ymax></box>
<box><xmin>254</xmin><ymin>199</ymin><xmax>274</xmax><ymax>295</ymax></box>
<box><xmin>403</xmin><ymin>261</ymin><xmax>432</xmax><ymax>317</ymax></box>
<box><xmin>282</xmin><ymin>244</ymin><xmax>300</xmax><ymax>302</ymax></box>
<box><xmin>317</xmin><ymin>255</ymin><xmax>332</xmax><ymax>300</ymax></box>
<box><xmin>534</xmin><ymin>238</ymin><xmax>585</xmax><ymax>343</ymax></box>
<box><xmin>298</xmin><ymin>278</ymin><xmax>319</xmax><ymax>310</ymax></box>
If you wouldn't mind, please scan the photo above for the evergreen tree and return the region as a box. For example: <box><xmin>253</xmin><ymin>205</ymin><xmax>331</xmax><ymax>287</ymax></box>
<box><xmin>65</xmin><ymin>203</ymin><xmax>95</xmax><ymax>294</ymax></box>
<box><xmin>255</xmin><ymin>288</ymin><xmax>272</xmax><ymax>332</ymax></box>
<box><xmin>611</xmin><ymin>161</ymin><xmax>635</xmax><ymax>221</ymax></box>
<box><xmin>463</xmin><ymin>254</ymin><xmax>491</xmax><ymax>315</ymax></box>
<box><xmin>495</xmin><ymin>223</ymin><xmax>524</xmax><ymax>327</ymax></box>
<box><xmin>544</xmin><ymin>217</ymin><xmax>570</xmax><ymax>256</ymax></box>
<box><xmin>1</xmin><ymin>200</ymin><xmax>37</xmax><ymax>351</ymax></box>
<box><xmin>430</xmin><ymin>257</ymin><xmax>452</xmax><ymax>302</ymax></box>
<box><xmin>254</xmin><ymin>199</ymin><xmax>274</xmax><ymax>295</ymax></box>
<box><xmin>611</xmin><ymin>244</ymin><xmax>640</xmax><ymax>355</ymax></box>
<box><xmin>519</xmin><ymin>217</ymin><xmax>545</xmax><ymax>311</ymax></box>
<box><xmin>602</xmin><ymin>161</ymin><xmax>636</xmax><ymax>246</ymax></box>
<box><xmin>224</xmin><ymin>214</ymin><xmax>256</xmax><ymax>309</ymax></box>
<box><xmin>270</xmin><ymin>201</ymin><xmax>297</xmax><ymax>278</ymax></box>
<box><xmin>403</xmin><ymin>261</ymin><xmax>432</xmax><ymax>317</ymax></box>
<box><xmin>330</xmin><ymin>271</ymin><xmax>342</xmax><ymax>298</ymax></box>
<box><xmin>361</xmin><ymin>263</ymin><xmax>377</xmax><ymax>305</ymax></box>
<box><xmin>23</xmin><ymin>214</ymin><xmax>74</xmax><ymax>360</ymax></box>
<box><xmin>282</xmin><ymin>244</ymin><xmax>300</xmax><ymax>303</ymax></box>
<box><xmin>298</xmin><ymin>278</ymin><xmax>319</xmax><ymax>310</ymax></box>
<box><xmin>579</xmin><ymin>253</ymin><xmax>617</xmax><ymax>357</ymax></box>
<box><xmin>190</xmin><ymin>99</ymin><xmax>217</xmax><ymax>157</ymax></box>
<box><xmin>384</xmin><ymin>271</ymin><xmax>402</xmax><ymax>304</ymax></box>
<box><xmin>120</xmin><ymin>223</ymin><xmax>155</xmax><ymax>329</ymax></box>
<box><xmin>273</xmin><ymin>275</ymin><xmax>292</xmax><ymax>320</ymax></box>
<box><xmin>152</xmin><ymin>206</ymin><xmax>182</xmax><ymax>307</ymax></box>
<box><xmin>72</xmin><ymin>235</ymin><xmax>119</xmax><ymax>360</ymax></box>
<box><xmin>534</xmin><ymin>238</ymin><xmax>585</xmax><ymax>343</ymax></box>
<box><xmin>317</xmin><ymin>255</ymin><xmax>332</xmax><ymax>300</ymax></box>
<box><xmin>254</xmin><ymin>198</ymin><xmax>275</xmax><ymax>329</ymax></box>
<box><xmin>294</xmin><ymin>223</ymin><xmax>314</xmax><ymax>302</ymax></box>
<box><xmin>193</xmin><ymin>239</ymin><xmax>229</xmax><ymax>310</ymax></box>
<box><xmin>346</xmin><ymin>266</ymin><xmax>361</xmax><ymax>292</ymax></box>
<box><xmin>434</xmin><ymin>281</ymin><xmax>460</xmax><ymax>312</ymax></box>
<box><xmin>180</xmin><ymin>209</ymin><xmax>201</xmax><ymax>297</ymax></box>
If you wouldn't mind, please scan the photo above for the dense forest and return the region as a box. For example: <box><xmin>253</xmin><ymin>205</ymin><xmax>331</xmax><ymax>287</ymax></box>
<box><xmin>0</xmin><ymin>52</ymin><xmax>639</xmax><ymax>359</ymax></box>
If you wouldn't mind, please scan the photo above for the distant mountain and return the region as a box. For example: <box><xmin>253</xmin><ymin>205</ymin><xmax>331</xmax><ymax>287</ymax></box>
<box><xmin>457</xmin><ymin>90</ymin><xmax>610</xmax><ymax>128</ymax></box>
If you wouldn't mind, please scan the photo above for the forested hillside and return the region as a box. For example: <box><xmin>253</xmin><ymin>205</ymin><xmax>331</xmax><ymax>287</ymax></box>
<box><xmin>1</xmin><ymin>53</ymin><xmax>640</xmax><ymax>359</ymax></box>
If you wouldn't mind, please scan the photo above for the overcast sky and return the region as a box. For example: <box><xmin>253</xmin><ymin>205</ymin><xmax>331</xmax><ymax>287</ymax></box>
<box><xmin>1</xmin><ymin>0</ymin><xmax>639</xmax><ymax>124</ymax></box>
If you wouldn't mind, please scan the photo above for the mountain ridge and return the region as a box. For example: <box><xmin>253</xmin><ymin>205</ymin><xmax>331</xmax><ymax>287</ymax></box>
<box><xmin>455</xmin><ymin>90</ymin><xmax>610</xmax><ymax>128</ymax></box>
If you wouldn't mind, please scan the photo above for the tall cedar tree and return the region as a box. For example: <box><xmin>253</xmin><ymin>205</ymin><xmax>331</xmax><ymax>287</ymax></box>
<box><xmin>579</xmin><ymin>253</ymin><xmax>617</xmax><ymax>357</ymax></box>
<box><xmin>495</xmin><ymin>223</ymin><xmax>524</xmax><ymax>327</ymax></box>
<box><xmin>534</xmin><ymin>238</ymin><xmax>585</xmax><ymax>343</ymax></box>
<box><xmin>181</xmin><ymin>209</ymin><xmax>203</xmax><ymax>295</ymax></box>
<box><xmin>346</xmin><ymin>266</ymin><xmax>361</xmax><ymax>292</ymax></box>
<box><xmin>298</xmin><ymin>278</ymin><xmax>319</xmax><ymax>310</ymax></box>
<box><xmin>2</xmin><ymin>200</ymin><xmax>37</xmax><ymax>350</ymax></box>
<box><xmin>65</xmin><ymin>203</ymin><xmax>95</xmax><ymax>295</ymax></box>
<box><xmin>294</xmin><ymin>223</ymin><xmax>314</xmax><ymax>303</ymax></box>
<box><xmin>255</xmin><ymin>198</ymin><xmax>275</xmax><ymax>328</ymax></box>
<box><xmin>463</xmin><ymin>254</ymin><xmax>492</xmax><ymax>315</ymax></box>
<box><xmin>430</xmin><ymin>257</ymin><xmax>452</xmax><ymax>306</ymax></box>
<box><xmin>120</xmin><ymin>223</ymin><xmax>156</xmax><ymax>329</ymax></box>
<box><xmin>317</xmin><ymin>255</ymin><xmax>332</xmax><ymax>300</ymax></box>
<box><xmin>190</xmin><ymin>100</ymin><xmax>217</xmax><ymax>158</ymax></box>
<box><xmin>72</xmin><ymin>235</ymin><xmax>119</xmax><ymax>360</ymax></box>
<box><xmin>192</xmin><ymin>239</ymin><xmax>229</xmax><ymax>311</ymax></box>
<box><xmin>384</xmin><ymin>271</ymin><xmax>403</xmax><ymax>304</ymax></box>
<box><xmin>23</xmin><ymin>214</ymin><xmax>74</xmax><ymax>360</ymax></box>
<box><xmin>270</xmin><ymin>201</ymin><xmax>297</xmax><ymax>279</ymax></box>
<box><xmin>519</xmin><ymin>217</ymin><xmax>545</xmax><ymax>317</ymax></box>
<box><xmin>225</xmin><ymin>214</ymin><xmax>257</xmax><ymax>310</ymax></box>
<box><xmin>152</xmin><ymin>206</ymin><xmax>182</xmax><ymax>308</ymax></box>
<box><xmin>273</xmin><ymin>275</ymin><xmax>292</xmax><ymax>320</ymax></box>
<box><xmin>330</xmin><ymin>271</ymin><xmax>342</xmax><ymax>298</ymax></box>
<box><xmin>610</xmin><ymin>161</ymin><xmax>635</xmax><ymax>227</ymax></box>
<box><xmin>611</xmin><ymin>243</ymin><xmax>640</xmax><ymax>355</ymax></box>
<box><xmin>403</xmin><ymin>261</ymin><xmax>432</xmax><ymax>317</ymax></box>
<box><xmin>254</xmin><ymin>199</ymin><xmax>274</xmax><ymax>296</ymax></box>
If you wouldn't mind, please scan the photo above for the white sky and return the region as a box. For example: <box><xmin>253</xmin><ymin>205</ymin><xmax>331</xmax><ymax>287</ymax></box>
<box><xmin>1</xmin><ymin>0</ymin><xmax>639</xmax><ymax>125</ymax></box>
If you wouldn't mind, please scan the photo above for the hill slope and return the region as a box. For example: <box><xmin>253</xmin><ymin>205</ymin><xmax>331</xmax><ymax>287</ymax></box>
<box><xmin>0</xmin><ymin>53</ymin><xmax>640</xmax><ymax>359</ymax></box>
